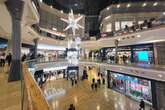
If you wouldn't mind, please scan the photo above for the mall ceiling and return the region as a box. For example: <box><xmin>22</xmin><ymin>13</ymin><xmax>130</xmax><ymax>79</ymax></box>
<box><xmin>43</xmin><ymin>0</ymin><xmax>157</xmax><ymax>15</ymax></box>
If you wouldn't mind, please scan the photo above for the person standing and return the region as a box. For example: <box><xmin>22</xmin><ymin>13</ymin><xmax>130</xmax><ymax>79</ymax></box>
<box><xmin>102</xmin><ymin>77</ymin><xmax>105</xmax><ymax>85</ymax></box>
<box><xmin>68</xmin><ymin>104</ymin><xmax>75</xmax><ymax>110</ymax></box>
<box><xmin>94</xmin><ymin>83</ymin><xmax>97</xmax><ymax>91</ymax></box>
<box><xmin>139</xmin><ymin>99</ymin><xmax>145</xmax><ymax>110</ymax></box>
<box><xmin>6</xmin><ymin>53</ymin><xmax>12</xmax><ymax>66</ymax></box>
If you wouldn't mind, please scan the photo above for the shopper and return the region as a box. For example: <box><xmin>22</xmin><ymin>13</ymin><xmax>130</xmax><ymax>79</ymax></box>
<box><xmin>71</xmin><ymin>78</ymin><xmax>74</xmax><ymax>86</ymax></box>
<box><xmin>68</xmin><ymin>104</ymin><xmax>75</xmax><ymax>110</ymax></box>
<box><xmin>94</xmin><ymin>83</ymin><xmax>97</xmax><ymax>91</ymax></box>
<box><xmin>21</xmin><ymin>54</ymin><xmax>27</xmax><ymax>62</ymax></box>
<box><xmin>102</xmin><ymin>77</ymin><xmax>105</xmax><ymax>85</ymax></box>
<box><xmin>6</xmin><ymin>53</ymin><xmax>12</xmax><ymax>66</ymax></box>
<box><xmin>0</xmin><ymin>53</ymin><xmax>5</xmax><ymax>67</ymax></box>
<box><xmin>139</xmin><ymin>99</ymin><xmax>145</xmax><ymax>110</ymax></box>
<box><xmin>75</xmin><ymin>79</ymin><xmax>78</xmax><ymax>85</ymax></box>
<box><xmin>97</xmin><ymin>79</ymin><xmax>101</xmax><ymax>88</ymax></box>
<box><xmin>91</xmin><ymin>83</ymin><xmax>94</xmax><ymax>90</ymax></box>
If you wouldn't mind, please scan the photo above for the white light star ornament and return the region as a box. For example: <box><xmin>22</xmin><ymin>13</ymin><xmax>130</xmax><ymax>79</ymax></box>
<box><xmin>61</xmin><ymin>9</ymin><xmax>84</xmax><ymax>36</ymax></box>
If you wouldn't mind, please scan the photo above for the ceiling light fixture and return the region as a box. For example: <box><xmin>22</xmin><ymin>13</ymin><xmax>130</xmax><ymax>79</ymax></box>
<box><xmin>107</xmin><ymin>7</ymin><xmax>110</xmax><ymax>10</ymax></box>
<box><xmin>137</xmin><ymin>34</ymin><xmax>141</xmax><ymax>38</ymax></box>
<box><xmin>74</xmin><ymin>3</ymin><xmax>78</xmax><ymax>6</ymax></box>
<box><xmin>117</xmin><ymin>4</ymin><xmax>120</xmax><ymax>8</ymax></box>
<box><xmin>142</xmin><ymin>3</ymin><xmax>147</xmax><ymax>7</ymax></box>
<box><xmin>158</xmin><ymin>74</ymin><xmax>162</xmax><ymax>78</ymax></box>
<box><xmin>153</xmin><ymin>2</ymin><xmax>158</xmax><ymax>6</ymax></box>
<box><xmin>50</xmin><ymin>5</ymin><xmax>53</xmax><ymax>8</ymax></box>
<box><xmin>163</xmin><ymin>12</ymin><xmax>165</xmax><ymax>15</ymax></box>
<box><xmin>61</xmin><ymin>10</ymin><xmax>63</xmax><ymax>13</ymax></box>
<box><xmin>127</xmin><ymin>3</ymin><xmax>131</xmax><ymax>8</ymax></box>
<box><xmin>52</xmin><ymin>27</ymin><xmax>57</xmax><ymax>31</ymax></box>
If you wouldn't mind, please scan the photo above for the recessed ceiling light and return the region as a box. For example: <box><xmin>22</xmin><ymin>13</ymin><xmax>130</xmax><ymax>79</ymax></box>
<box><xmin>74</xmin><ymin>3</ymin><xmax>78</xmax><ymax>6</ymax></box>
<box><xmin>127</xmin><ymin>3</ymin><xmax>131</xmax><ymax>8</ymax></box>
<box><xmin>137</xmin><ymin>34</ymin><xmax>141</xmax><ymax>38</ymax></box>
<box><xmin>153</xmin><ymin>2</ymin><xmax>158</xmax><ymax>6</ymax></box>
<box><xmin>142</xmin><ymin>3</ymin><xmax>147</xmax><ymax>7</ymax></box>
<box><xmin>107</xmin><ymin>7</ymin><xmax>110</xmax><ymax>10</ymax></box>
<box><xmin>117</xmin><ymin>4</ymin><xmax>120</xmax><ymax>8</ymax></box>
<box><xmin>52</xmin><ymin>27</ymin><xmax>57</xmax><ymax>31</ymax></box>
<box><xmin>158</xmin><ymin>74</ymin><xmax>162</xmax><ymax>78</ymax></box>
<box><xmin>163</xmin><ymin>12</ymin><xmax>165</xmax><ymax>15</ymax></box>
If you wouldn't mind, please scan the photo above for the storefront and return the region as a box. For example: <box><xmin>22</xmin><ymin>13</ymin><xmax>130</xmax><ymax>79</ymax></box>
<box><xmin>132</xmin><ymin>44</ymin><xmax>154</xmax><ymax>64</ymax></box>
<box><xmin>101</xmin><ymin>43</ymin><xmax>154</xmax><ymax>64</ymax></box>
<box><xmin>107</xmin><ymin>71</ymin><xmax>152</xmax><ymax>105</ymax></box>
<box><xmin>103</xmin><ymin>46</ymin><xmax>131</xmax><ymax>64</ymax></box>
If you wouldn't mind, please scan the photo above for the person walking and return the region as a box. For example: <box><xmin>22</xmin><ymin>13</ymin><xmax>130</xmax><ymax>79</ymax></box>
<box><xmin>97</xmin><ymin>78</ymin><xmax>101</xmax><ymax>88</ymax></box>
<box><xmin>139</xmin><ymin>99</ymin><xmax>145</xmax><ymax>110</ymax></box>
<box><xmin>102</xmin><ymin>77</ymin><xmax>105</xmax><ymax>85</ymax></box>
<box><xmin>94</xmin><ymin>83</ymin><xmax>97</xmax><ymax>91</ymax></box>
<box><xmin>68</xmin><ymin>104</ymin><xmax>75</xmax><ymax>110</ymax></box>
<box><xmin>91</xmin><ymin>83</ymin><xmax>94</xmax><ymax>90</ymax></box>
<box><xmin>6</xmin><ymin>53</ymin><xmax>12</xmax><ymax>66</ymax></box>
<box><xmin>71</xmin><ymin>78</ymin><xmax>74</xmax><ymax>87</ymax></box>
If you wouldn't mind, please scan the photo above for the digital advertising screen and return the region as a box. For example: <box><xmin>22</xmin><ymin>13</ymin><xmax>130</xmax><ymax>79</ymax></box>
<box><xmin>137</xmin><ymin>51</ymin><xmax>149</xmax><ymax>62</ymax></box>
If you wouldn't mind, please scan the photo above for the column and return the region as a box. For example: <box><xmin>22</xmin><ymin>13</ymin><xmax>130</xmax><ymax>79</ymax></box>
<box><xmin>114</xmin><ymin>39</ymin><xmax>119</xmax><ymax>64</ymax></box>
<box><xmin>33</xmin><ymin>38</ymin><xmax>39</xmax><ymax>59</ymax></box>
<box><xmin>5</xmin><ymin>0</ymin><xmax>24</xmax><ymax>82</ymax></box>
<box><xmin>152</xmin><ymin>81</ymin><xmax>165</xmax><ymax>109</ymax></box>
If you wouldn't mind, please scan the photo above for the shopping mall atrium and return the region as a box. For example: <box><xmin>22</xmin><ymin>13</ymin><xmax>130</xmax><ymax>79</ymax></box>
<box><xmin>0</xmin><ymin>0</ymin><xmax>165</xmax><ymax>110</ymax></box>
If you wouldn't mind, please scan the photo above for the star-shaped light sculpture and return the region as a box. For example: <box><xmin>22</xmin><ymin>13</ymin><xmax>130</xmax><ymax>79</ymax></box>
<box><xmin>61</xmin><ymin>9</ymin><xmax>84</xmax><ymax>36</ymax></box>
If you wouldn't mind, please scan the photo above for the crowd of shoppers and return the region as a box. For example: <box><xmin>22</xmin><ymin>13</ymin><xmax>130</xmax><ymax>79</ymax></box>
<box><xmin>0</xmin><ymin>53</ymin><xmax>12</xmax><ymax>67</ymax></box>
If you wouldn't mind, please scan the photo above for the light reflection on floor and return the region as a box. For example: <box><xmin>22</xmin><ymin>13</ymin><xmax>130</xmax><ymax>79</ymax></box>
<box><xmin>43</xmin><ymin>79</ymin><xmax>151</xmax><ymax>110</ymax></box>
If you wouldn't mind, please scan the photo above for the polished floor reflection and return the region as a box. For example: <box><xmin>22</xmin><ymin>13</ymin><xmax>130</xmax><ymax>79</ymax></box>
<box><xmin>0</xmin><ymin>67</ymin><xmax>21</xmax><ymax>110</ymax></box>
<box><xmin>44</xmin><ymin>79</ymin><xmax>151</xmax><ymax>110</ymax></box>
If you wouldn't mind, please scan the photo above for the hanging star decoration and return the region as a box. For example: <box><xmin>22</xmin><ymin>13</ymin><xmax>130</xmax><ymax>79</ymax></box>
<box><xmin>61</xmin><ymin>9</ymin><xmax>84</xmax><ymax>36</ymax></box>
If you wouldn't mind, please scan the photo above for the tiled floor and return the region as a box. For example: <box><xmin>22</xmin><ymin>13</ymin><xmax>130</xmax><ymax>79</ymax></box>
<box><xmin>44</xmin><ymin>79</ymin><xmax>151</xmax><ymax>110</ymax></box>
<box><xmin>0</xmin><ymin>67</ymin><xmax>21</xmax><ymax>110</ymax></box>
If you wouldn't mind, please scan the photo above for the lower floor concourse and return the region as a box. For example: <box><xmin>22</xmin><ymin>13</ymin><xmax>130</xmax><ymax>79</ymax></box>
<box><xmin>43</xmin><ymin>67</ymin><xmax>151</xmax><ymax>110</ymax></box>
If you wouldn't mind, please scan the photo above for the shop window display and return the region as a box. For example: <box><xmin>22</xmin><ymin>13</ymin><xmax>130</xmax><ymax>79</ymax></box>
<box><xmin>109</xmin><ymin>71</ymin><xmax>152</xmax><ymax>105</ymax></box>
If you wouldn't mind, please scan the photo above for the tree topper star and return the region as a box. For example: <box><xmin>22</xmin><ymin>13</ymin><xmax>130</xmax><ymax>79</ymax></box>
<box><xmin>61</xmin><ymin>9</ymin><xmax>84</xmax><ymax>36</ymax></box>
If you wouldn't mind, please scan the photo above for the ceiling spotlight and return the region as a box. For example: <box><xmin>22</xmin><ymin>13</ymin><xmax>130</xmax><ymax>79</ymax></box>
<box><xmin>158</xmin><ymin>74</ymin><xmax>162</xmax><ymax>78</ymax></box>
<box><xmin>74</xmin><ymin>3</ymin><xmax>78</xmax><ymax>6</ymax></box>
<box><xmin>52</xmin><ymin>27</ymin><xmax>57</xmax><ymax>31</ymax></box>
<box><xmin>163</xmin><ymin>12</ymin><xmax>165</xmax><ymax>15</ymax></box>
<box><xmin>153</xmin><ymin>2</ymin><xmax>158</xmax><ymax>6</ymax></box>
<box><xmin>137</xmin><ymin>34</ymin><xmax>141</xmax><ymax>38</ymax></box>
<box><xmin>107</xmin><ymin>7</ymin><xmax>110</xmax><ymax>10</ymax></box>
<box><xmin>117</xmin><ymin>4</ymin><xmax>120</xmax><ymax>8</ymax></box>
<box><xmin>127</xmin><ymin>3</ymin><xmax>131</xmax><ymax>8</ymax></box>
<box><xmin>142</xmin><ymin>3</ymin><xmax>147</xmax><ymax>7</ymax></box>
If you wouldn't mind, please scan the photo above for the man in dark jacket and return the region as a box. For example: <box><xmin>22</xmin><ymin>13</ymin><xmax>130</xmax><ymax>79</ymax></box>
<box><xmin>139</xmin><ymin>99</ymin><xmax>145</xmax><ymax>110</ymax></box>
<box><xmin>6</xmin><ymin>53</ymin><xmax>12</xmax><ymax>66</ymax></box>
